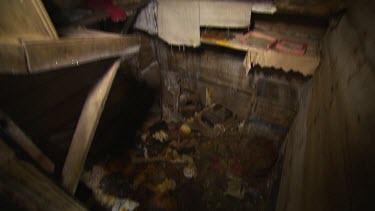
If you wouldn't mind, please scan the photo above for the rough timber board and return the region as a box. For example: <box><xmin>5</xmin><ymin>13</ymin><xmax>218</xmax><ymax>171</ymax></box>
<box><xmin>0</xmin><ymin>0</ymin><xmax>58</xmax><ymax>40</ymax></box>
<box><xmin>0</xmin><ymin>138</ymin><xmax>87</xmax><ymax>211</ymax></box>
<box><xmin>62</xmin><ymin>60</ymin><xmax>121</xmax><ymax>194</ymax></box>
<box><xmin>0</xmin><ymin>33</ymin><xmax>140</xmax><ymax>74</ymax></box>
<box><xmin>0</xmin><ymin>42</ymin><xmax>28</xmax><ymax>74</ymax></box>
<box><xmin>23</xmin><ymin>35</ymin><xmax>140</xmax><ymax>73</ymax></box>
<box><xmin>0</xmin><ymin>110</ymin><xmax>55</xmax><ymax>174</ymax></box>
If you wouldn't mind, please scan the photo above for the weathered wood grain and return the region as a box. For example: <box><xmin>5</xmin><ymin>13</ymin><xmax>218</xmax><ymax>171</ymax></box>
<box><xmin>24</xmin><ymin>35</ymin><xmax>140</xmax><ymax>73</ymax></box>
<box><xmin>0</xmin><ymin>41</ymin><xmax>28</xmax><ymax>74</ymax></box>
<box><xmin>0</xmin><ymin>138</ymin><xmax>87</xmax><ymax>211</ymax></box>
<box><xmin>0</xmin><ymin>110</ymin><xmax>55</xmax><ymax>174</ymax></box>
<box><xmin>0</xmin><ymin>0</ymin><xmax>58</xmax><ymax>39</ymax></box>
<box><xmin>62</xmin><ymin>60</ymin><xmax>121</xmax><ymax>194</ymax></box>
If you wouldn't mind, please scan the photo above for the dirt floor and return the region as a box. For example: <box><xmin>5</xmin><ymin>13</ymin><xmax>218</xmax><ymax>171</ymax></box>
<box><xmin>82</xmin><ymin>105</ymin><xmax>280</xmax><ymax>211</ymax></box>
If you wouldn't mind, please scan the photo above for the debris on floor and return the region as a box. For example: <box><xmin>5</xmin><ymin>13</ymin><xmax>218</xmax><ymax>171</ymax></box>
<box><xmin>83</xmin><ymin>104</ymin><xmax>280</xmax><ymax>210</ymax></box>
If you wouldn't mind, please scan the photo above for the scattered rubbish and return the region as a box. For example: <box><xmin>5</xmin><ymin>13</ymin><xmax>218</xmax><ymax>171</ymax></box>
<box><xmin>238</xmin><ymin>120</ymin><xmax>246</xmax><ymax>131</ymax></box>
<box><xmin>82</xmin><ymin>166</ymin><xmax>139</xmax><ymax>211</ymax></box>
<box><xmin>88</xmin><ymin>0</ymin><xmax>127</xmax><ymax>22</ymax></box>
<box><xmin>247</xmin><ymin>186</ymin><xmax>262</xmax><ymax>199</ymax></box>
<box><xmin>155</xmin><ymin>178</ymin><xmax>176</xmax><ymax>194</ymax></box>
<box><xmin>149</xmin><ymin>121</ymin><xmax>168</xmax><ymax>133</ymax></box>
<box><xmin>178</xmin><ymin>91</ymin><xmax>201</xmax><ymax>118</ymax></box>
<box><xmin>213</xmin><ymin>124</ymin><xmax>226</xmax><ymax>136</ymax></box>
<box><xmin>179</xmin><ymin>124</ymin><xmax>191</xmax><ymax>136</ymax></box>
<box><xmin>183</xmin><ymin>165</ymin><xmax>197</xmax><ymax>178</ymax></box>
<box><xmin>152</xmin><ymin>130</ymin><xmax>168</xmax><ymax>143</ymax></box>
<box><xmin>141</xmin><ymin>133</ymin><xmax>148</xmax><ymax>142</ymax></box>
<box><xmin>144</xmin><ymin>121</ymin><xmax>170</xmax><ymax>143</ymax></box>
<box><xmin>99</xmin><ymin>173</ymin><xmax>134</xmax><ymax>198</ymax></box>
<box><xmin>202</xmin><ymin>104</ymin><xmax>233</xmax><ymax>127</ymax></box>
<box><xmin>169</xmin><ymin>139</ymin><xmax>198</xmax><ymax>153</ymax></box>
<box><xmin>228</xmin><ymin>157</ymin><xmax>243</xmax><ymax>177</ymax></box>
<box><xmin>134</xmin><ymin>0</ymin><xmax>158</xmax><ymax>35</ymax></box>
<box><xmin>85</xmin><ymin>103</ymin><xmax>280</xmax><ymax>210</ymax></box>
<box><xmin>187</xmin><ymin>117</ymin><xmax>195</xmax><ymax>123</ymax></box>
<box><xmin>224</xmin><ymin>176</ymin><xmax>245</xmax><ymax>199</ymax></box>
<box><xmin>111</xmin><ymin>198</ymin><xmax>139</xmax><ymax>211</ymax></box>
<box><xmin>143</xmin><ymin>147</ymin><xmax>149</xmax><ymax>158</ymax></box>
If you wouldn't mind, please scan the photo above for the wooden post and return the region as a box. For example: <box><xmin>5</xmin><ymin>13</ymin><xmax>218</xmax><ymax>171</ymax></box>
<box><xmin>0</xmin><ymin>138</ymin><xmax>87</xmax><ymax>211</ymax></box>
<box><xmin>0</xmin><ymin>110</ymin><xmax>55</xmax><ymax>174</ymax></box>
<box><xmin>62</xmin><ymin>60</ymin><xmax>121</xmax><ymax>194</ymax></box>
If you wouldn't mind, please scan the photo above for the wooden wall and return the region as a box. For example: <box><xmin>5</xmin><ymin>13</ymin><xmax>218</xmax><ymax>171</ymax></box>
<box><xmin>276</xmin><ymin>1</ymin><xmax>375</xmax><ymax>210</ymax></box>
<box><xmin>157</xmin><ymin>40</ymin><xmax>303</xmax><ymax>143</ymax></box>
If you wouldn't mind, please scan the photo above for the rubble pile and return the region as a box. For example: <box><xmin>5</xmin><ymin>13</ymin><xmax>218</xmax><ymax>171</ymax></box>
<box><xmin>84</xmin><ymin>104</ymin><xmax>279</xmax><ymax>210</ymax></box>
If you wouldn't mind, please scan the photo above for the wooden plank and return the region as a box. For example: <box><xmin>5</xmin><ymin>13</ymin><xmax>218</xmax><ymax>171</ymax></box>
<box><xmin>31</xmin><ymin>0</ymin><xmax>59</xmax><ymax>39</ymax></box>
<box><xmin>0</xmin><ymin>41</ymin><xmax>28</xmax><ymax>74</ymax></box>
<box><xmin>0</xmin><ymin>28</ymin><xmax>139</xmax><ymax>74</ymax></box>
<box><xmin>0</xmin><ymin>110</ymin><xmax>55</xmax><ymax>174</ymax></box>
<box><xmin>24</xmin><ymin>35</ymin><xmax>140</xmax><ymax>73</ymax></box>
<box><xmin>0</xmin><ymin>0</ymin><xmax>58</xmax><ymax>39</ymax></box>
<box><xmin>0</xmin><ymin>138</ymin><xmax>87</xmax><ymax>211</ymax></box>
<box><xmin>62</xmin><ymin>60</ymin><xmax>121</xmax><ymax>194</ymax></box>
<box><xmin>60</xmin><ymin>28</ymin><xmax>126</xmax><ymax>38</ymax></box>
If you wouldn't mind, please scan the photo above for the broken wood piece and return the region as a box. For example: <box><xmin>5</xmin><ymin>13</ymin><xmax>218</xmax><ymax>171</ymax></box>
<box><xmin>23</xmin><ymin>35</ymin><xmax>140</xmax><ymax>73</ymax></box>
<box><xmin>0</xmin><ymin>110</ymin><xmax>55</xmax><ymax>174</ymax></box>
<box><xmin>0</xmin><ymin>138</ymin><xmax>87</xmax><ymax>211</ymax></box>
<box><xmin>62</xmin><ymin>60</ymin><xmax>121</xmax><ymax>194</ymax></box>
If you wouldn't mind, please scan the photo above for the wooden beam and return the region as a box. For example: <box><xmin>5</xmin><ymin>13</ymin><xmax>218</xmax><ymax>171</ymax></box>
<box><xmin>0</xmin><ymin>0</ymin><xmax>58</xmax><ymax>39</ymax></box>
<box><xmin>0</xmin><ymin>31</ymin><xmax>139</xmax><ymax>74</ymax></box>
<box><xmin>0</xmin><ymin>41</ymin><xmax>28</xmax><ymax>74</ymax></box>
<box><xmin>23</xmin><ymin>35</ymin><xmax>140</xmax><ymax>73</ymax></box>
<box><xmin>0</xmin><ymin>138</ymin><xmax>87</xmax><ymax>211</ymax></box>
<box><xmin>62</xmin><ymin>60</ymin><xmax>121</xmax><ymax>194</ymax></box>
<box><xmin>275</xmin><ymin>0</ymin><xmax>344</xmax><ymax>17</ymax></box>
<box><xmin>0</xmin><ymin>110</ymin><xmax>55</xmax><ymax>174</ymax></box>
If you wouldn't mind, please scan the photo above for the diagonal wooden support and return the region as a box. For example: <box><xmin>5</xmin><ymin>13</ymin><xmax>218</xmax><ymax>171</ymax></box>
<box><xmin>0</xmin><ymin>110</ymin><xmax>55</xmax><ymax>174</ymax></box>
<box><xmin>62</xmin><ymin>60</ymin><xmax>121</xmax><ymax>194</ymax></box>
<box><xmin>0</xmin><ymin>138</ymin><xmax>87</xmax><ymax>211</ymax></box>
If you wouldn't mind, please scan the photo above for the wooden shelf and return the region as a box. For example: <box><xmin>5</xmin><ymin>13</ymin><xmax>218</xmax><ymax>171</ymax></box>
<box><xmin>201</xmin><ymin>26</ymin><xmax>322</xmax><ymax>76</ymax></box>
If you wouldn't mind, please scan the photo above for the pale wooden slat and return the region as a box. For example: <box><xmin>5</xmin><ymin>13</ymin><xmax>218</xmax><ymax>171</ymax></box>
<box><xmin>0</xmin><ymin>31</ymin><xmax>139</xmax><ymax>74</ymax></box>
<box><xmin>0</xmin><ymin>110</ymin><xmax>55</xmax><ymax>174</ymax></box>
<box><xmin>62</xmin><ymin>60</ymin><xmax>121</xmax><ymax>194</ymax></box>
<box><xmin>31</xmin><ymin>0</ymin><xmax>59</xmax><ymax>39</ymax></box>
<box><xmin>0</xmin><ymin>0</ymin><xmax>57</xmax><ymax>39</ymax></box>
<box><xmin>0</xmin><ymin>41</ymin><xmax>28</xmax><ymax>74</ymax></box>
<box><xmin>0</xmin><ymin>138</ymin><xmax>87</xmax><ymax>211</ymax></box>
<box><xmin>23</xmin><ymin>35</ymin><xmax>140</xmax><ymax>73</ymax></box>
